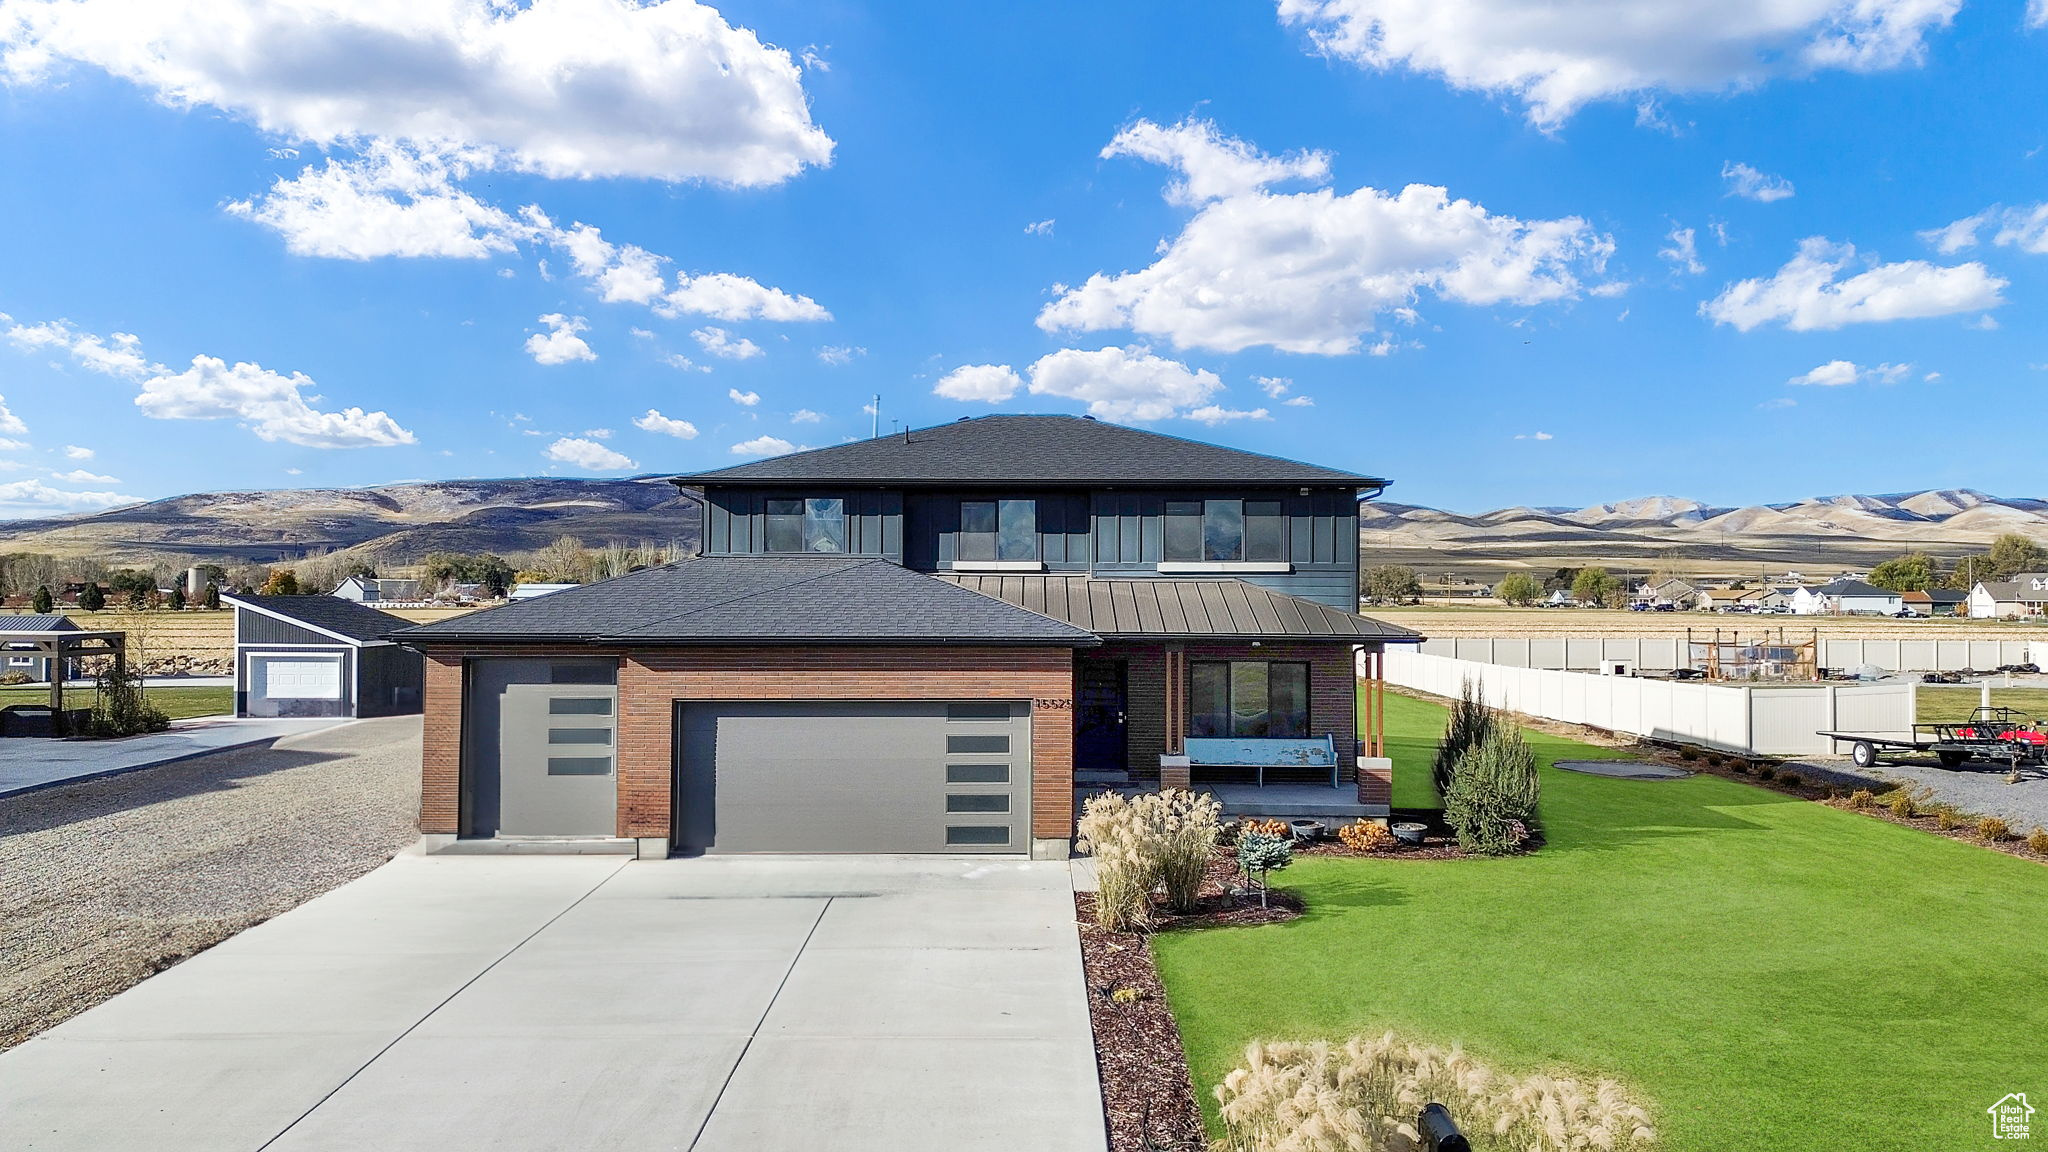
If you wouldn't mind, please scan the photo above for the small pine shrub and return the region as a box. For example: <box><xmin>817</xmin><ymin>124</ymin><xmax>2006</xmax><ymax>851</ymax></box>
<box><xmin>1336</xmin><ymin>820</ymin><xmax>1396</xmax><ymax>852</ymax></box>
<box><xmin>1756</xmin><ymin>765</ymin><xmax>1776</xmax><ymax>781</ymax></box>
<box><xmin>1778</xmin><ymin>772</ymin><xmax>1803</xmax><ymax>788</ymax></box>
<box><xmin>1978</xmin><ymin>816</ymin><xmax>2011</xmax><ymax>842</ymax></box>
<box><xmin>1677</xmin><ymin>745</ymin><xmax>1699</xmax><ymax>761</ymax></box>
<box><xmin>2026</xmin><ymin>828</ymin><xmax>2048</xmax><ymax>856</ymax></box>
<box><xmin>1433</xmin><ymin>680</ymin><xmax>1499</xmax><ymax>798</ymax></box>
<box><xmin>1236</xmin><ymin>831</ymin><xmax>1294</xmax><ymax>907</ymax></box>
<box><xmin>1444</xmin><ymin>724</ymin><xmax>1541</xmax><ymax>856</ymax></box>
<box><xmin>1725</xmin><ymin>759</ymin><xmax>1749</xmax><ymax>774</ymax></box>
<box><xmin>1848</xmin><ymin>789</ymin><xmax>1876</xmax><ymax>809</ymax></box>
<box><xmin>1705</xmin><ymin>751</ymin><xmax>1723</xmax><ymax>766</ymax></box>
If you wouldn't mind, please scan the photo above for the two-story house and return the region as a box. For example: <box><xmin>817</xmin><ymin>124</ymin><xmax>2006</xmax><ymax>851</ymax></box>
<box><xmin>397</xmin><ymin>415</ymin><xmax>1421</xmax><ymax>860</ymax></box>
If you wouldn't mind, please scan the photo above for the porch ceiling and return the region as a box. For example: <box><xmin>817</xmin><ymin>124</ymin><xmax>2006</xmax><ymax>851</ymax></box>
<box><xmin>937</xmin><ymin>574</ymin><xmax>1421</xmax><ymax>642</ymax></box>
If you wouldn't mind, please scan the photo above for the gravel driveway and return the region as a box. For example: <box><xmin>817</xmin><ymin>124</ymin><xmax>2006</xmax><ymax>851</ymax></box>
<box><xmin>0</xmin><ymin>716</ymin><xmax>421</xmax><ymax>1049</ymax></box>
<box><xmin>1785</xmin><ymin>751</ymin><xmax>2048</xmax><ymax>836</ymax></box>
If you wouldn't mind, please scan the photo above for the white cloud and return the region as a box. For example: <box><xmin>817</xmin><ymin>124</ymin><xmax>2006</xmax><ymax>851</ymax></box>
<box><xmin>137</xmin><ymin>355</ymin><xmax>417</xmax><ymax>447</ymax></box>
<box><xmin>1184</xmin><ymin>404</ymin><xmax>1270</xmax><ymax>425</ymax></box>
<box><xmin>727</xmin><ymin>388</ymin><xmax>761</xmax><ymax>407</ymax></box>
<box><xmin>633</xmin><ymin>409</ymin><xmax>698</xmax><ymax>439</ymax></box>
<box><xmin>1025</xmin><ymin>219</ymin><xmax>1055</xmax><ymax>237</ymax></box>
<box><xmin>583</xmin><ymin>428</ymin><xmax>613</xmax><ymax>439</ymax></box>
<box><xmin>695</xmin><ymin>327</ymin><xmax>762</xmax><ymax>360</ymax></box>
<box><xmin>0</xmin><ymin>438</ymin><xmax>28</xmax><ymax>451</ymax></box>
<box><xmin>0</xmin><ymin>395</ymin><xmax>27</xmax><ymax>435</ymax></box>
<box><xmin>1100</xmin><ymin>117</ymin><xmax>1329</xmax><ymax>206</ymax></box>
<box><xmin>816</xmin><ymin>344</ymin><xmax>865</xmax><ymax>365</ymax></box>
<box><xmin>1514</xmin><ymin>431</ymin><xmax>1554</xmax><ymax>441</ymax></box>
<box><xmin>1759</xmin><ymin>397</ymin><xmax>1798</xmax><ymax>410</ymax></box>
<box><xmin>1257</xmin><ymin>376</ymin><xmax>1292</xmax><ymax>398</ymax></box>
<box><xmin>1722</xmin><ymin>162</ymin><xmax>1795</xmax><ymax>202</ymax></box>
<box><xmin>933</xmin><ymin>364</ymin><xmax>1025</xmax><ymax>404</ymax></box>
<box><xmin>544</xmin><ymin>436</ymin><xmax>636</xmax><ymax>471</ymax></box>
<box><xmin>730</xmin><ymin>434</ymin><xmax>796</xmax><ymax>457</ymax></box>
<box><xmin>226</xmin><ymin>141</ymin><xmax>517</xmax><ymax>260</ymax></box>
<box><xmin>52</xmin><ymin>468</ymin><xmax>117</xmax><ymax>483</ymax></box>
<box><xmin>4</xmin><ymin>315</ymin><xmax>413</xmax><ymax>447</ymax></box>
<box><xmin>1787</xmin><ymin>359</ymin><xmax>1911</xmax><ymax>386</ymax></box>
<box><xmin>2033</xmin><ymin>0</ymin><xmax>2048</xmax><ymax>27</ymax></box>
<box><xmin>1024</xmin><ymin>346</ymin><xmax>1224</xmax><ymax>422</ymax></box>
<box><xmin>0</xmin><ymin>478</ymin><xmax>133</xmax><ymax>512</ymax></box>
<box><xmin>1041</xmin><ymin>119</ymin><xmax>1611</xmax><ymax>355</ymax></box>
<box><xmin>1702</xmin><ymin>238</ymin><xmax>2005</xmax><ymax>331</ymax></box>
<box><xmin>661</xmin><ymin>352</ymin><xmax>705</xmax><ymax>373</ymax></box>
<box><xmin>1278</xmin><ymin>0</ymin><xmax>1960</xmax><ymax>128</ymax></box>
<box><xmin>1659</xmin><ymin>226</ymin><xmax>1704</xmax><ymax>275</ymax></box>
<box><xmin>524</xmin><ymin>313</ymin><xmax>597</xmax><ymax>365</ymax></box>
<box><xmin>1921</xmin><ymin>203</ymin><xmax>2048</xmax><ymax>255</ymax></box>
<box><xmin>790</xmin><ymin>409</ymin><xmax>823</xmax><ymax>424</ymax></box>
<box><xmin>0</xmin><ymin>0</ymin><xmax>833</xmax><ymax>185</ymax></box>
<box><xmin>1284</xmin><ymin>395</ymin><xmax>1314</xmax><ymax>407</ymax></box>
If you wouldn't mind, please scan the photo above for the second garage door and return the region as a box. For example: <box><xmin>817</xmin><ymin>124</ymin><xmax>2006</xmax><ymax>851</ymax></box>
<box><xmin>674</xmin><ymin>700</ymin><xmax>1031</xmax><ymax>854</ymax></box>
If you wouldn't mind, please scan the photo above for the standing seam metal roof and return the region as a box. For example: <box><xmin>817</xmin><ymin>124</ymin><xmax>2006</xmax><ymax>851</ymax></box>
<box><xmin>937</xmin><ymin>575</ymin><xmax>1422</xmax><ymax>641</ymax></box>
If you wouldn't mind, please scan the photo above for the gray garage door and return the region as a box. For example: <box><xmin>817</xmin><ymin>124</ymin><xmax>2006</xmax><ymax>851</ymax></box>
<box><xmin>466</xmin><ymin>658</ymin><xmax>619</xmax><ymax>838</ymax></box>
<box><xmin>675</xmin><ymin>700</ymin><xmax>1031</xmax><ymax>854</ymax></box>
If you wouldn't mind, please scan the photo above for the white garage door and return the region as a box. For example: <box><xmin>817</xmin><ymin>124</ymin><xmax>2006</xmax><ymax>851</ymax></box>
<box><xmin>252</xmin><ymin>654</ymin><xmax>343</xmax><ymax>701</ymax></box>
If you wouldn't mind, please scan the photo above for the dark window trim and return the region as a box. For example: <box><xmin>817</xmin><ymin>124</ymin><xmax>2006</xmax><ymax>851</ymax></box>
<box><xmin>1188</xmin><ymin>659</ymin><xmax>1311</xmax><ymax>739</ymax></box>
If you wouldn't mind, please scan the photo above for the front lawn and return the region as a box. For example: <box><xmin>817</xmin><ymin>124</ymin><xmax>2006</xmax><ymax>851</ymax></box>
<box><xmin>1155</xmin><ymin>690</ymin><xmax>2048</xmax><ymax>1150</ymax></box>
<box><xmin>0</xmin><ymin>685</ymin><xmax>232</xmax><ymax>721</ymax></box>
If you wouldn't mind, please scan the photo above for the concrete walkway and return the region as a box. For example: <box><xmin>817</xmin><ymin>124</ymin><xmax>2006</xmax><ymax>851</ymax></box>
<box><xmin>0</xmin><ymin>718</ymin><xmax>351</xmax><ymax>798</ymax></box>
<box><xmin>0</xmin><ymin>854</ymin><xmax>1106</xmax><ymax>1152</ymax></box>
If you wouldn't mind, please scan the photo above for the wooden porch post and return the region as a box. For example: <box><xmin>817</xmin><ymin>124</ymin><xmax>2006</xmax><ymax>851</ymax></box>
<box><xmin>1159</xmin><ymin>645</ymin><xmax>1190</xmax><ymax>790</ymax></box>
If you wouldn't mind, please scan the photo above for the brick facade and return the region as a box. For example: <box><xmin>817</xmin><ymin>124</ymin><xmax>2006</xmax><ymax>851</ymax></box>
<box><xmin>1076</xmin><ymin>639</ymin><xmax>1359</xmax><ymax>781</ymax></box>
<box><xmin>418</xmin><ymin>645</ymin><xmax>1077</xmax><ymax>843</ymax></box>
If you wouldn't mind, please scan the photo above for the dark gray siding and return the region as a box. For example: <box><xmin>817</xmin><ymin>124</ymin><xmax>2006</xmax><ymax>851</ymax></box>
<box><xmin>357</xmin><ymin>644</ymin><xmax>424</xmax><ymax>717</ymax></box>
<box><xmin>702</xmin><ymin>488</ymin><xmax>902</xmax><ymax>561</ymax></box>
<box><xmin>236</xmin><ymin>609</ymin><xmax>336</xmax><ymax>647</ymax></box>
<box><xmin>1088</xmin><ymin>488</ymin><xmax>1360</xmax><ymax>609</ymax></box>
<box><xmin>903</xmin><ymin>491</ymin><xmax>1091</xmax><ymax>571</ymax></box>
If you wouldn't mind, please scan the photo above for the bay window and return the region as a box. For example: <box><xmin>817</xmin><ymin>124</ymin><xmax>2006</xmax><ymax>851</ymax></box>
<box><xmin>1190</xmin><ymin>661</ymin><xmax>1309</xmax><ymax>739</ymax></box>
<box><xmin>1164</xmin><ymin>499</ymin><xmax>1284</xmax><ymax>562</ymax></box>
<box><xmin>764</xmin><ymin>497</ymin><xmax>846</xmax><ymax>553</ymax></box>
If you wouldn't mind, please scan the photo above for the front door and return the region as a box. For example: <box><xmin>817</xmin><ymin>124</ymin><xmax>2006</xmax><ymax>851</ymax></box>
<box><xmin>466</xmin><ymin>657</ymin><xmax>618</xmax><ymax>837</ymax></box>
<box><xmin>1075</xmin><ymin>661</ymin><xmax>1127</xmax><ymax>773</ymax></box>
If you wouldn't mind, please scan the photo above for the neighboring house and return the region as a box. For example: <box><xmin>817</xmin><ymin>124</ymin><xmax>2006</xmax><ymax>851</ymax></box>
<box><xmin>1756</xmin><ymin>586</ymin><xmax>1801</xmax><ymax>610</ymax></box>
<box><xmin>1793</xmin><ymin>578</ymin><xmax>1904</xmax><ymax>616</ymax></box>
<box><xmin>1542</xmin><ymin>589</ymin><xmax>1578</xmax><ymax>607</ymax></box>
<box><xmin>509</xmin><ymin>583</ymin><xmax>579</xmax><ymax>600</ymax></box>
<box><xmin>1697</xmin><ymin>587</ymin><xmax>1768</xmax><ymax>611</ymax></box>
<box><xmin>1967</xmin><ymin>580</ymin><xmax>2045</xmax><ymax>619</ymax></box>
<box><xmin>227</xmin><ymin>595</ymin><xmax>424</xmax><ymax>718</ymax></box>
<box><xmin>395</xmin><ymin>414</ymin><xmax>1424</xmax><ymax>860</ymax></box>
<box><xmin>333</xmin><ymin>576</ymin><xmax>425</xmax><ymax>604</ymax></box>
<box><xmin>1637</xmin><ymin>577</ymin><xmax>1699</xmax><ymax>608</ymax></box>
<box><xmin>1899</xmin><ymin>589</ymin><xmax>1967</xmax><ymax>617</ymax></box>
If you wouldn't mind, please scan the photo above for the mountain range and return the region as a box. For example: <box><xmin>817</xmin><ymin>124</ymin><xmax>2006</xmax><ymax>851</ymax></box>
<box><xmin>0</xmin><ymin>479</ymin><xmax>2037</xmax><ymax>572</ymax></box>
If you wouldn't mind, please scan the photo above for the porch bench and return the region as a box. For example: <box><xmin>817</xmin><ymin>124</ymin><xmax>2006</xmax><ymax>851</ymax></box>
<box><xmin>1181</xmin><ymin>734</ymin><xmax>1339</xmax><ymax>787</ymax></box>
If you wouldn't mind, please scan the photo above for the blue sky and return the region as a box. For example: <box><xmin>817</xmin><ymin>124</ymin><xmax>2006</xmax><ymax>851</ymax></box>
<box><xmin>1</xmin><ymin>0</ymin><xmax>2045</xmax><ymax>517</ymax></box>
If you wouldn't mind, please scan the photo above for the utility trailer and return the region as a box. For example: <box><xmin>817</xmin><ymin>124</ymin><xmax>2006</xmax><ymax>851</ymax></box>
<box><xmin>1819</xmin><ymin>706</ymin><xmax>2048</xmax><ymax>770</ymax></box>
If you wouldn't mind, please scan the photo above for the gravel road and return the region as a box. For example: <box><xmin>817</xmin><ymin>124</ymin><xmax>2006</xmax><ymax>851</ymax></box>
<box><xmin>1785</xmin><ymin>752</ymin><xmax>2048</xmax><ymax>836</ymax></box>
<box><xmin>0</xmin><ymin>716</ymin><xmax>421</xmax><ymax>1049</ymax></box>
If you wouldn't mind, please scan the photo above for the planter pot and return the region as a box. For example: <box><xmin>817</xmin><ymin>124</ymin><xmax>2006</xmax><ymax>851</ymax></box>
<box><xmin>1391</xmin><ymin>822</ymin><xmax>1428</xmax><ymax>846</ymax></box>
<box><xmin>1287</xmin><ymin>819</ymin><xmax>1325</xmax><ymax>842</ymax></box>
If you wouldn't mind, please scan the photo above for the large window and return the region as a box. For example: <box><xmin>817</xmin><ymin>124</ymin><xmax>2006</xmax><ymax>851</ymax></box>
<box><xmin>1190</xmin><ymin>661</ymin><xmax>1308</xmax><ymax>738</ymax></box>
<box><xmin>765</xmin><ymin>497</ymin><xmax>846</xmax><ymax>553</ymax></box>
<box><xmin>1165</xmin><ymin>499</ymin><xmax>1284</xmax><ymax>562</ymax></box>
<box><xmin>959</xmin><ymin>499</ymin><xmax>1037</xmax><ymax>562</ymax></box>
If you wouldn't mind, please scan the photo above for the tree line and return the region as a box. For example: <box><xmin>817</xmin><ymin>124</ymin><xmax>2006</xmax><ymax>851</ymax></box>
<box><xmin>1865</xmin><ymin>534</ymin><xmax>2048</xmax><ymax>592</ymax></box>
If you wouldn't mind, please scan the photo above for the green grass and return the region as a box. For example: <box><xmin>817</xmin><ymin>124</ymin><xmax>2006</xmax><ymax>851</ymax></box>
<box><xmin>1919</xmin><ymin>686</ymin><xmax>2048</xmax><ymax>725</ymax></box>
<box><xmin>0</xmin><ymin>685</ymin><xmax>231</xmax><ymax>721</ymax></box>
<box><xmin>1156</xmin><ymin>690</ymin><xmax>2048</xmax><ymax>1150</ymax></box>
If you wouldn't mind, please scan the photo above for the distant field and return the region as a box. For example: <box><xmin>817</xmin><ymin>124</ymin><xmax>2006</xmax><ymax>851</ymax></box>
<box><xmin>1369</xmin><ymin>605</ymin><xmax>2046</xmax><ymax>640</ymax></box>
<box><xmin>1917</xmin><ymin>686</ymin><xmax>2048</xmax><ymax>724</ymax></box>
<box><xmin>0</xmin><ymin>603</ymin><xmax>479</xmax><ymax>666</ymax></box>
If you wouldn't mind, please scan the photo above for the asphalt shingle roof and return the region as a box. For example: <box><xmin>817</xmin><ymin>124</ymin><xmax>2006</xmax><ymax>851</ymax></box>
<box><xmin>1813</xmin><ymin>578</ymin><xmax>1895</xmax><ymax>597</ymax></box>
<box><xmin>393</xmin><ymin>555</ymin><xmax>1100</xmax><ymax>646</ymax></box>
<box><xmin>672</xmin><ymin>414</ymin><xmax>1383</xmax><ymax>487</ymax></box>
<box><xmin>937</xmin><ymin>574</ymin><xmax>1423</xmax><ymax>642</ymax></box>
<box><xmin>228</xmin><ymin>595</ymin><xmax>409</xmax><ymax>643</ymax></box>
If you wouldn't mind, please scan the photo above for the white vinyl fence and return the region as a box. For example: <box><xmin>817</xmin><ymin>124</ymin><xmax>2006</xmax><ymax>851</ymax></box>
<box><xmin>1421</xmin><ymin>635</ymin><xmax>2048</xmax><ymax>674</ymax></box>
<box><xmin>1383</xmin><ymin>649</ymin><xmax>1916</xmax><ymax>756</ymax></box>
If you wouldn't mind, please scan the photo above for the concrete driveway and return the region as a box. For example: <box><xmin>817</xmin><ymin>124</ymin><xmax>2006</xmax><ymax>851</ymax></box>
<box><xmin>0</xmin><ymin>854</ymin><xmax>1106</xmax><ymax>1152</ymax></box>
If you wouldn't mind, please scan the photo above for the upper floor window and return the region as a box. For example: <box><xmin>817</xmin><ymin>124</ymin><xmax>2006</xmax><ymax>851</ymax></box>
<box><xmin>1164</xmin><ymin>499</ymin><xmax>1283</xmax><ymax>562</ymax></box>
<box><xmin>960</xmin><ymin>499</ymin><xmax>1037</xmax><ymax>562</ymax></box>
<box><xmin>765</xmin><ymin>497</ymin><xmax>846</xmax><ymax>552</ymax></box>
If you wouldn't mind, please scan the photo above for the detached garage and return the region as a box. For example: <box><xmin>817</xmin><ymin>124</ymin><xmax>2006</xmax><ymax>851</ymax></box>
<box><xmin>394</xmin><ymin>556</ymin><xmax>1096</xmax><ymax>859</ymax></box>
<box><xmin>227</xmin><ymin>594</ymin><xmax>424</xmax><ymax>719</ymax></box>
